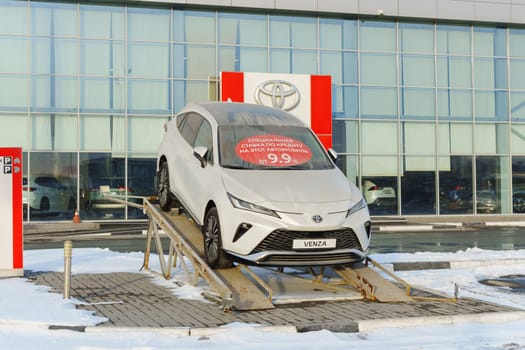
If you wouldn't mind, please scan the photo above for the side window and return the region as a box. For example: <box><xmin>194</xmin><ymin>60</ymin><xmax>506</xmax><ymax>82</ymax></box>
<box><xmin>179</xmin><ymin>113</ymin><xmax>202</xmax><ymax>146</ymax></box>
<box><xmin>176</xmin><ymin>113</ymin><xmax>187</xmax><ymax>130</ymax></box>
<box><xmin>194</xmin><ymin>120</ymin><xmax>213</xmax><ymax>164</ymax></box>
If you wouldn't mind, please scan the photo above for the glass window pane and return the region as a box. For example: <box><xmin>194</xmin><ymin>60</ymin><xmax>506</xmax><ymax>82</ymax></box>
<box><xmin>31</xmin><ymin>2</ymin><xmax>77</xmax><ymax>37</ymax></box>
<box><xmin>32</xmin><ymin>114</ymin><xmax>77</xmax><ymax>150</ymax></box>
<box><xmin>363</xmin><ymin>155</ymin><xmax>398</xmax><ymax>176</ymax></box>
<box><xmin>401</xmin><ymin>160</ymin><xmax>436</xmax><ymax>215</ymax></box>
<box><xmin>362</xmin><ymin>173</ymin><xmax>398</xmax><ymax>215</ymax></box>
<box><xmin>474</xmin><ymin>57</ymin><xmax>507</xmax><ymax>89</ymax></box>
<box><xmin>128</xmin><ymin>79</ymin><xmax>169</xmax><ymax>114</ymax></box>
<box><xmin>31</xmin><ymin>76</ymin><xmax>77</xmax><ymax>112</ymax></box>
<box><xmin>511</xmin><ymin>92</ymin><xmax>525</xmax><ymax>120</ymax></box>
<box><xmin>181</xmin><ymin>80</ymin><xmax>209</xmax><ymax>105</ymax></box>
<box><xmin>320</xmin><ymin>51</ymin><xmax>342</xmax><ymax>84</ymax></box>
<box><xmin>476</xmin><ymin>156</ymin><xmax>511</xmax><ymax>214</ymax></box>
<box><xmin>128</xmin><ymin>7</ymin><xmax>170</xmax><ymax>42</ymax></box>
<box><xmin>128</xmin><ymin>42</ymin><xmax>169</xmax><ymax>78</ymax></box>
<box><xmin>511</xmin><ymin>125</ymin><xmax>525</xmax><ymax>154</ymax></box>
<box><xmin>128</xmin><ymin>116</ymin><xmax>166</xmax><ymax>155</ymax></box>
<box><xmin>333</xmin><ymin>85</ymin><xmax>358</xmax><ymax>118</ymax></box>
<box><xmin>80</xmin><ymin>77</ymin><xmax>125</xmax><ymax>113</ymax></box>
<box><xmin>510</xmin><ymin>59</ymin><xmax>525</xmax><ymax>89</ymax></box>
<box><xmin>437</xmin><ymin>25</ymin><xmax>471</xmax><ymax>56</ymax></box>
<box><xmin>510</xmin><ymin>29</ymin><xmax>525</xmax><ymax>57</ymax></box>
<box><xmin>362</xmin><ymin>121</ymin><xmax>397</xmax><ymax>154</ymax></box>
<box><xmin>32</xmin><ymin>38</ymin><xmax>77</xmax><ymax>76</ymax></box>
<box><xmin>361</xmin><ymin>53</ymin><xmax>396</xmax><ymax>85</ymax></box>
<box><xmin>360</xmin><ymin>21</ymin><xmax>396</xmax><ymax>52</ymax></box>
<box><xmin>240</xmin><ymin>47</ymin><xmax>268</xmax><ymax>73</ymax></box>
<box><xmin>0</xmin><ymin>114</ymin><xmax>28</xmax><ymax>148</ymax></box>
<box><xmin>80</xmin><ymin>5</ymin><xmax>125</xmax><ymax>39</ymax></box>
<box><xmin>403</xmin><ymin>122</ymin><xmax>436</xmax><ymax>154</ymax></box>
<box><xmin>270</xmin><ymin>16</ymin><xmax>316</xmax><ymax>49</ymax></box>
<box><xmin>80</xmin><ymin>40</ymin><xmax>126</xmax><ymax>77</ymax></box>
<box><xmin>399</xmin><ymin>22</ymin><xmax>434</xmax><ymax>53</ymax></box>
<box><xmin>269</xmin><ymin>49</ymin><xmax>290</xmax><ymax>73</ymax></box>
<box><xmin>174</xmin><ymin>10</ymin><xmax>216</xmax><ymax>44</ymax></box>
<box><xmin>513</xmin><ymin>156</ymin><xmax>525</xmax><ymax>213</ymax></box>
<box><xmin>291</xmin><ymin>50</ymin><xmax>315</xmax><ymax>74</ymax></box>
<box><xmin>439</xmin><ymin>155</ymin><xmax>473</xmax><ymax>214</ymax></box>
<box><xmin>28</xmin><ymin>152</ymin><xmax>78</xmax><ymax>220</ymax></box>
<box><xmin>475</xmin><ymin>124</ymin><xmax>497</xmax><ymax>154</ymax></box>
<box><xmin>182</xmin><ymin>45</ymin><xmax>216</xmax><ymax>79</ymax></box>
<box><xmin>0</xmin><ymin>76</ymin><xmax>27</xmax><ymax>110</ymax></box>
<box><xmin>401</xmin><ymin>88</ymin><xmax>435</xmax><ymax>119</ymax></box>
<box><xmin>475</xmin><ymin>91</ymin><xmax>508</xmax><ymax>121</ymax></box>
<box><xmin>361</xmin><ymin>87</ymin><xmax>397</xmax><ymax>119</ymax></box>
<box><xmin>320</xmin><ymin>19</ymin><xmax>357</xmax><ymax>50</ymax></box>
<box><xmin>0</xmin><ymin>37</ymin><xmax>28</xmax><ymax>73</ymax></box>
<box><xmin>437</xmin><ymin>57</ymin><xmax>471</xmax><ymax>88</ymax></box>
<box><xmin>474</xmin><ymin>27</ymin><xmax>506</xmax><ymax>57</ymax></box>
<box><xmin>332</xmin><ymin>120</ymin><xmax>358</xmax><ymax>153</ymax></box>
<box><xmin>438</xmin><ymin>89</ymin><xmax>472</xmax><ymax>120</ymax></box>
<box><xmin>219</xmin><ymin>12</ymin><xmax>267</xmax><ymax>46</ymax></box>
<box><xmin>128</xmin><ymin>158</ymin><xmax>156</xmax><ymax>219</ymax></box>
<box><xmin>438</xmin><ymin>122</ymin><xmax>473</xmax><ymax>154</ymax></box>
<box><xmin>81</xmin><ymin>153</ymin><xmax>125</xmax><ymax>220</ymax></box>
<box><xmin>0</xmin><ymin>1</ymin><xmax>27</xmax><ymax>35</ymax></box>
<box><xmin>401</xmin><ymin>55</ymin><xmax>434</xmax><ymax>86</ymax></box>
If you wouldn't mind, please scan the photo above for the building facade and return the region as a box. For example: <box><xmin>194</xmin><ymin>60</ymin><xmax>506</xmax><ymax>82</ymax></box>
<box><xmin>1</xmin><ymin>0</ymin><xmax>525</xmax><ymax>221</ymax></box>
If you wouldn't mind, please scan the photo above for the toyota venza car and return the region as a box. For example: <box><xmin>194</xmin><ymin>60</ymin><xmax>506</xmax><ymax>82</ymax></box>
<box><xmin>157</xmin><ymin>102</ymin><xmax>371</xmax><ymax>268</ymax></box>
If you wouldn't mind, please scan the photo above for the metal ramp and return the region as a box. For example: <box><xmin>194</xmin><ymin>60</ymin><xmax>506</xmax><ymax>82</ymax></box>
<box><xmin>105</xmin><ymin>195</ymin><xmax>452</xmax><ymax>311</ymax></box>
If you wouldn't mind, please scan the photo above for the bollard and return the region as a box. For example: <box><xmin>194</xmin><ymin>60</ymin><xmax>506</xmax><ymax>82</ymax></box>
<box><xmin>64</xmin><ymin>240</ymin><xmax>72</xmax><ymax>299</ymax></box>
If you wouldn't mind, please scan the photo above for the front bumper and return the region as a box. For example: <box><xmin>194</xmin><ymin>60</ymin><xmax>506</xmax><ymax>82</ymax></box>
<box><xmin>220</xmin><ymin>203</ymin><xmax>371</xmax><ymax>267</ymax></box>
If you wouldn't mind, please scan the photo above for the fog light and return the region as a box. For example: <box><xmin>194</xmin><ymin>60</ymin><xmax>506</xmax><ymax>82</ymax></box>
<box><xmin>365</xmin><ymin>221</ymin><xmax>372</xmax><ymax>239</ymax></box>
<box><xmin>233</xmin><ymin>223</ymin><xmax>252</xmax><ymax>242</ymax></box>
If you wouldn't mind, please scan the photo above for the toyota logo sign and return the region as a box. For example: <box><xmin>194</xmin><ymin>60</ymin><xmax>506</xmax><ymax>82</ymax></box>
<box><xmin>254</xmin><ymin>80</ymin><xmax>300</xmax><ymax>112</ymax></box>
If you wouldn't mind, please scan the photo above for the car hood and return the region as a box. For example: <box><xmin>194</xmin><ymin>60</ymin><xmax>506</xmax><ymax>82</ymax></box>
<box><xmin>222</xmin><ymin>168</ymin><xmax>362</xmax><ymax>212</ymax></box>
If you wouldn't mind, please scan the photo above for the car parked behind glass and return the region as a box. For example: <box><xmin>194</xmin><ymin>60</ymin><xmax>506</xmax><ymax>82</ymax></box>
<box><xmin>23</xmin><ymin>176</ymin><xmax>76</xmax><ymax>214</ymax></box>
<box><xmin>157</xmin><ymin>102</ymin><xmax>371</xmax><ymax>268</ymax></box>
<box><xmin>362</xmin><ymin>179</ymin><xmax>396</xmax><ymax>208</ymax></box>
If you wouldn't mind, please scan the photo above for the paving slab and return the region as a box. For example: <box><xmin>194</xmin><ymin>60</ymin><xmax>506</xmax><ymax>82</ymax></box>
<box><xmin>28</xmin><ymin>271</ymin><xmax>523</xmax><ymax>333</ymax></box>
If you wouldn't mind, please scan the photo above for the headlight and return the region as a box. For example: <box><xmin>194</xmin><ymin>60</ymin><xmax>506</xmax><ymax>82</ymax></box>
<box><xmin>227</xmin><ymin>193</ymin><xmax>281</xmax><ymax>219</ymax></box>
<box><xmin>346</xmin><ymin>197</ymin><xmax>367</xmax><ymax>217</ymax></box>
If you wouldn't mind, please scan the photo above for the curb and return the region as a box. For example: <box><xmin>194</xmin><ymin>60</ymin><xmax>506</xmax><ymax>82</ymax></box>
<box><xmin>356</xmin><ymin>311</ymin><xmax>525</xmax><ymax>332</ymax></box>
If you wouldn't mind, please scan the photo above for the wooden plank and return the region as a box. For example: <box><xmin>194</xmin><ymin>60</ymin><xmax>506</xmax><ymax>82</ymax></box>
<box><xmin>215</xmin><ymin>267</ymin><xmax>275</xmax><ymax>310</ymax></box>
<box><xmin>335</xmin><ymin>264</ymin><xmax>413</xmax><ymax>302</ymax></box>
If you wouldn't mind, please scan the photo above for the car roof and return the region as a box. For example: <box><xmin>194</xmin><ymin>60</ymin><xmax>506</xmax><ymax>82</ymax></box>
<box><xmin>187</xmin><ymin>102</ymin><xmax>306</xmax><ymax>127</ymax></box>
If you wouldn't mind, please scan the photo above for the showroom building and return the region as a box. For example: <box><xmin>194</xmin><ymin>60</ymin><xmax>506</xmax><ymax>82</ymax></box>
<box><xmin>1</xmin><ymin>0</ymin><xmax>525</xmax><ymax>221</ymax></box>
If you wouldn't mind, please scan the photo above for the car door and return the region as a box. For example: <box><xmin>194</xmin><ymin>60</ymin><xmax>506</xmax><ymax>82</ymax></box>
<box><xmin>170</xmin><ymin>112</ymin><xmax>203</xmax><ymax>217</ymax></box>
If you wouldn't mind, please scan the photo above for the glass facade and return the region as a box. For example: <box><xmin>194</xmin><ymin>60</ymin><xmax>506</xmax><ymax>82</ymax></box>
<box><xmin>1</xmin><ymin>1</ymin><xmax>524</xmax><ymax>220</ymax></box>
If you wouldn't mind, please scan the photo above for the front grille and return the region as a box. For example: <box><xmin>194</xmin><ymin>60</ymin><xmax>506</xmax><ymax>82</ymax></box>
<box><xmin>251</xmin><ymin>228</ymin><xmax>362</xmax><ymax>254</ymax></box>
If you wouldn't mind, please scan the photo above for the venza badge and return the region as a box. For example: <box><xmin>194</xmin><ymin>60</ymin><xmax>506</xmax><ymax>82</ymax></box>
<box><xmin>254</xmin><ymin>80</ymin><xmax>300</xmax><ymax>112</ymax></box>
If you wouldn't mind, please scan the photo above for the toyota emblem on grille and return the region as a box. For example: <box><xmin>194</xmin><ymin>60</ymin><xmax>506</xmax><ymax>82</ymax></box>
<box><xmin>254</xmin><ymin>80</ymin><xmax>300</xmax><ymax>111</ymax></box>
<box><xmin>312</xmin><ymin>215</ymin><xmax>323</xmax><ymax>223</ymax></box>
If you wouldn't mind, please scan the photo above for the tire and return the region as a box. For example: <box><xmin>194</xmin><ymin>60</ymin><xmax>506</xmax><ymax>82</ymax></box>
<box><xmin>203</xmin><ymin>207</ymin><xmax>233</xmax><ymax>269</ymax></box>
<box><xmin>40</xmin><ymin>197</ymin><xmax>50</xmax><ymax>212</ymax></box>
<box><xmin>157</xmin><ymin>161</ymin><xmax>173</xmax><ymax>212</ymax></box>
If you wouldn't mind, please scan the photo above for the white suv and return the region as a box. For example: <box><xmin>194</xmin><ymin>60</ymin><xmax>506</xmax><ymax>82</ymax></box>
<box><xmin>157</xmin><ymin>102</ymin><xmax>371</xmax><ymax>268</ymax></box>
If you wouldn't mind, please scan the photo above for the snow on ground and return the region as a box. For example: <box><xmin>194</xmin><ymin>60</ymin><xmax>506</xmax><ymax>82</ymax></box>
<box><xmin>0</xmin><ymin>247</ymin><xmax>524</xmax><ymax>350</ymax></box>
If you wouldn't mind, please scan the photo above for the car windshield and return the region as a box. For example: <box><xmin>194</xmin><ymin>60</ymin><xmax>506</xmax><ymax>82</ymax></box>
<box><xmin>219</xmin><ymin>125</ymin><xmax>334</xmax><ymax>170</ymax></box>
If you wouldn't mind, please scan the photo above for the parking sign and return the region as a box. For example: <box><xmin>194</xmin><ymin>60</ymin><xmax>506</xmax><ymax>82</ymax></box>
<box><xmin>0</xmin><ymin>148</ymin><xmax>23</xmax><ymax>277</ymax></box>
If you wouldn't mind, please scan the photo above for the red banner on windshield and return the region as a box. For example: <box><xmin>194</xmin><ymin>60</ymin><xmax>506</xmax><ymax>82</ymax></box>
<box><xmin>235</xmin><ymin>134</ymin><xmax>312</xmax><ymax>167</ymax></box>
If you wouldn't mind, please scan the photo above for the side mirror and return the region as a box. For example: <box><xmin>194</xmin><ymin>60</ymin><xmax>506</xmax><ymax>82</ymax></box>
<box><xmin>193</xmin><ymin>146</ymin><xmax>208</xmax><ymax>168</ymax></box>
<box><xmin>328</xmin><ymin>148</ymin><xmax>338</xmax><ymax>162</ymax></box>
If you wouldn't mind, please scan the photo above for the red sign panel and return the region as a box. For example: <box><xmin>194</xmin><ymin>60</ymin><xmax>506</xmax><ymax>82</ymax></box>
<box><xmin>235</xmin><ymin>134</ymin><xmax>312</xmax><ymax>167</ymax></box>
<box><xmin>0</xmin><ymin>148</ymin><xmax>23</xmax><ymax>276</ymax></box>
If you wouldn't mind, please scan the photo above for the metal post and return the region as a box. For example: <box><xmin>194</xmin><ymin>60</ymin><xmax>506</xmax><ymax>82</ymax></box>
<box><xmin>64</xmin><ymin>240</ymin><xmax>72</xmax><ymax>299</ymax></box>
